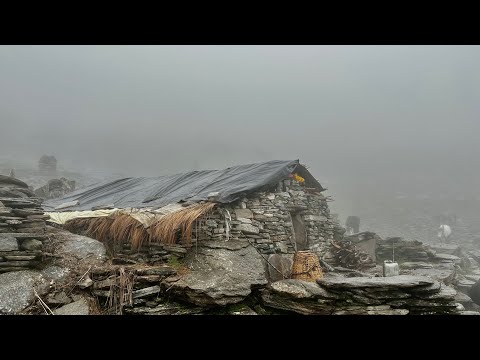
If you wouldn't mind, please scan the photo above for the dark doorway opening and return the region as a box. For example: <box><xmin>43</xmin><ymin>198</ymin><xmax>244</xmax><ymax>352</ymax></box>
<box><xmin>290</xmin><ymin>211</ymin><xmax>307</xmax><ymax>251</ymax></box>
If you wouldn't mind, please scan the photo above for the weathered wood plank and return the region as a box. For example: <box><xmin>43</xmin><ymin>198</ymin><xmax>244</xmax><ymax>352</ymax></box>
<box><xmin>132</xmin><ymin>285</ymin><xmax>161</xmax><ymax>299</ymax></box>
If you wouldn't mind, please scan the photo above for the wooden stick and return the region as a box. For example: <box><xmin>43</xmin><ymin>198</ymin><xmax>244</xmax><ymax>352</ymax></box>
<box><xmin>67</xmin><ymin>266</ymin><xmax>92</xmax><ymax>296</ymax></box>
<box><xmin>34</xmin><ymin>289</ymin><xmax>54</xmax><ymax>315</ymax></box>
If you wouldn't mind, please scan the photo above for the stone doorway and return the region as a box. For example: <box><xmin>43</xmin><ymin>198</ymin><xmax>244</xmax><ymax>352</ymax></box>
<box><xmin>290</xmin><ymin>212</ymin><xmax>307</xmax><ymax>251</ymax></box>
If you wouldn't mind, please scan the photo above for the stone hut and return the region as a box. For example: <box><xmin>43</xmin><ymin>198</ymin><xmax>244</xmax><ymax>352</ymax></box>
<box><xmin>44</xmin><ymin>160</ymin><xmax>336</xmax><ymax>260</ymax></box>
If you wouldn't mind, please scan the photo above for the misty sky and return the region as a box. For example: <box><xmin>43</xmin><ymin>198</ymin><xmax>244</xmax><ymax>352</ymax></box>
<box><xmin>1</xmin><ymin>45</ymin><xmax>479</xmax><ymax>193</ymax></box>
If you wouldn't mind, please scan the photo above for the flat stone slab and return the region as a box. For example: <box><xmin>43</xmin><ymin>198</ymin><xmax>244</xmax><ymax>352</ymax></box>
<box><xmin>414</xmin><ymin>285</ymin><xmax>457</xmax><ymax>301</ymax></box>
<box><xmin>201</xmin><ymin>240</ymin><xmax>250</xmax><ymax>251</ymax></box>
<box><xmin>465</xmin><ymin>275</ymin><xmax>480</xmax><ymax>282</ymax></box>
<box><xmin>54</xmin><ymin>298</ymin><xmax>89</xmax><ymax>315</ymax></box>
<box><xmin>124</xmin><ymin>302</ymin><xmax>205</xmax><ymax>315</ymax></box>
<box><xmin>262</xmin><ymin>275</ymin><xmax>458</xmax><ymax>315</ymax></box>
<box><xmin>458</xmin><ymin>279</ymin><xmax>476</xmax><ymax>286</ymax></box>
<box><xmin>434</xmin><ymin>253</ymin><xmax>461</xmax><ymax>263</ymax></box>
<box><xmin>270</xmin><ymin>279</ymin><xmax>338</xmax><ymax>300</ymax></box>
<box><xmin>234</xmin><ymin>209</ymin><xmax>253</xmax><ymax>219</ymax></box>
<box><xmin>459</xmin><ymin>311</ymin><xmax>480</xmax><ymax>315</ymax></box>
<box><xmin>20</xmin><ymin>239</ymin><xmax>43</xmax><ymax>251</ymax></box>
<box><xmin>408</xmin><ymin>267</ymin><xmax>456</xmax><ymax>284</ymax></box>
<box><xmin>317</xmin><ymin>275</ymin><xmax>437</xmax><ymax>290</ymax></box>
<box><xmin>236</xmin><ymin>223</ymin><xmax>259</xmax><ymax>235</ymax></box>
<box><xmin>366</xmin><ymin>308</ymin><xmax>409</xmax><ymax>315</ymax></box>
<box><xmin>401</xmin><ymin>262</ymin><xmax>433</xmax><ymax>269</ymax></box>
<box><xmin>0</xmin><ymin>233</ymin><xmax>48</xmax><ymax>241</ymax></box>
<box><xmin>0</xmin><ymin>235</ymin><xmax>18</xmax><ymax>251</ymax></box>
<box><xmin>430</xmin><ymin>244</ymin><xmax>460</xmax><ymax>255</ymax></box>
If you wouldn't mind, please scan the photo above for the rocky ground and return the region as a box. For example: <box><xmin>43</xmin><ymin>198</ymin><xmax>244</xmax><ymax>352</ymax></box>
<box><xmin>1</xmin><ymin>224</ymin><xmax>479</xmax><ymax>315</ymax></box>
<box><xmin>0</xmin><ymin>226</ymin><xmax>106</xmax><ymax>315</ymax></box>
<box><xmin>330</xmin><ymin>183</ymin><xmax>480</xmax><ymax>248</ymax></box>
<box><xmin>2</xmin><ymin>165</ymin><xmax>480</xmax><ymax>315</ymax></box>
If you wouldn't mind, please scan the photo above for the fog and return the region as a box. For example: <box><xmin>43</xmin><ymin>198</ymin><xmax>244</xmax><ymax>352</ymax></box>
<box><xmin>1</xmin><ymin>45</ymin><xmax>479</xmax><ymax>239</ymax></box>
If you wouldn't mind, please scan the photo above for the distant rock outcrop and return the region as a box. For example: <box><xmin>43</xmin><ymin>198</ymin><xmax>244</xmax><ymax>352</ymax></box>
<box><xmin>34</xmin><ymin>178</ymin><xmax>75</xmax><ymax>200</ymax></box>
<box><xmin>38</xmin><ymin>155</ymin><xmax>57</xmax><ymax>172</ymax></box>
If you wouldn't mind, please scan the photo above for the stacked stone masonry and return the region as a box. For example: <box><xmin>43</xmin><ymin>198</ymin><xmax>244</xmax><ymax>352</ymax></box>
<box><xmin>189</xmin><ymin>179</ymin><xmax>335</xmax><ymax>256</ymax></box>
<box><xmin>0</xmin><ymin>176</ymin><xmax>48</xmax><ymax>273</ymax></box>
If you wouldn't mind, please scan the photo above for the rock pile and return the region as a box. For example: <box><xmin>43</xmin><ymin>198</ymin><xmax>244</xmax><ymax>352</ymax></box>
<box><xmin>1</xmin><ymin>176</ymin><xmax>49</xmax><ymax>273</ymax></box>
<box><xmin>0</xmin><ymin>198</ymin><xmax>48</xmax><ymax>235</ymax></box>
<box><xmin>89</xmin><ymin>264</ymin><xmax>180</xmax><ymax>314</ymax></box>
<box><xmin>0</xmin><ymin>174</ymin><xmax>36</xmax><ymax>199</ymax></box>
<box><xmin>88</xmin><ymin>240</ymin><xmax>268</xmax><ymax>314</ymax></box>
<box><xmin>260</xmin><ymin>275</ymin><xmax>460</xmax><ymax>315</ymax></box>
<box><xmin>376</xmin><ymin>237</ymin><xmax>436</xmax><ymax>263</ymax></box>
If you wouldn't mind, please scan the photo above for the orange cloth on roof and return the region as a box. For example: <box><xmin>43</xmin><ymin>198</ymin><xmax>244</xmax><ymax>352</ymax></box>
<box><xmin>292</xmin><ymin>173</ymin><xmax>305</xmax><ymax>183</ymax></box>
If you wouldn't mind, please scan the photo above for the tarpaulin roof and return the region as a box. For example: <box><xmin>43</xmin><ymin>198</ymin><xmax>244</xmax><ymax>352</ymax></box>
<box><xmin>43</xmin><ymin>159</ymin><xmax>324</xmax><ymax>211</ymax></box>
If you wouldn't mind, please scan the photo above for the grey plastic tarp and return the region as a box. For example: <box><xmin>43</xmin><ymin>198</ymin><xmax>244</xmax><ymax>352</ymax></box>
<box><xmin>43</xmin><ymin>160</ymin><xmax>323</xmax><ymax>212</ymax></box>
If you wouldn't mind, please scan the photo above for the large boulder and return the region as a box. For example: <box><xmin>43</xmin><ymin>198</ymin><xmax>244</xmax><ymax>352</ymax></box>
<box><xmin>0</xmin><ymin>270</ymin><xmax>47</xmax><ymax>314</ymax></box>
<box><xmin>58</xmin><ymin>233</ymin><xmax>107</xmax><ymax>263</ymax></box>
<box><xmin>162</xmin><ymin>240</ymin><xmax>268</xmax><ymax>306</ymax></box>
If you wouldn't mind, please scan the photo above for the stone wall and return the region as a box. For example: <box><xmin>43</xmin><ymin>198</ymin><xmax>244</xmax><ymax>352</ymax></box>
<box><xmin>99</xmin><ymin>179</ymin><xmax>335</xmax><ymax>274</ymax></box>
<box><xmin>190</xmin><ymin>179</ymin><xmax>335</xmax><ymax>256</ymax></box>
<box><xmin>1</xmin><ymin>177</ymin><xmax>49</xmax><ymax>273</ymax></box>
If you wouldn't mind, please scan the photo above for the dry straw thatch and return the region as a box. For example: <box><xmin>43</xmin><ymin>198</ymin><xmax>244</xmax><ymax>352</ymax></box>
<box><xmin>150</xmin><ymin>202</ymin><xmax>217</xmax><ymax>245</ymax></box>
<box><xmin>64</xmin><ymin>214</ymin><xmax>146</xmax><ymax>251</ymax></box>
<box><xmin>63</xmin><ymin>202</ymin><xmax>217</xmax><ymax>251</ymax></box>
